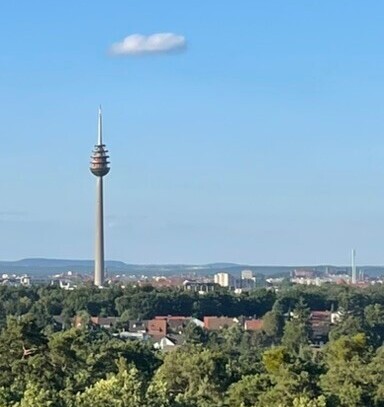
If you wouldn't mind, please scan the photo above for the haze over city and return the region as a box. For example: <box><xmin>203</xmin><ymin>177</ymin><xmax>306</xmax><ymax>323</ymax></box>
<box><xmin>2</xmin><ymin>1</ymin><xmax>384</xmax><ymax>265</ymax></box>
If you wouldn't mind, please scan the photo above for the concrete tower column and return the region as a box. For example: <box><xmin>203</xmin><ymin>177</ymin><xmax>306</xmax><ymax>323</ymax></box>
<box><xmin>94</xmin><ymin>177</ymin><xmax>105</xmax><ymax>287</ymax></box>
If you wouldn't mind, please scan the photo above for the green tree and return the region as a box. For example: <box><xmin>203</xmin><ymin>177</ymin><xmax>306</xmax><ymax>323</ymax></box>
<box><xmin>263</xmin><ymin>301</ymin><xmax>285</xmax><ymax>343</ymax></box>
<box><xmin>227</xmin><ymin>374</ymin><xmax>270</xmax><ymax>407</ymax></box>
<box><xmin>152</xmin><ymin>346</ymin><xmax>229</xmax><ymax>405</ymax></box>
<box><xmin>320</xmin><ymin>333</ymin><xmax>373</xmax><ymax>407</ymax></box>
<box><xmin>282</xmin><ymin>299</ymin><xmax>311</xmax><ymax>354</ymax></box>
<box><xmin>364</xmin><ymin>304</ymin><xmax>384</xmax><ymax>347</ymax></box>
<box><xmin>261</xmin><ymin>346</ymin><xmax>323</xmax><ymax>407</ymax></box>
<box><xmin>284</xmin><ymin>395</ymin><xmax>326</xmax><ymax>407</ymax></box>
<box><xmin>184</xmin><ymin>322</ymin><xmax>208</xmax><ymax>345</ymax></box>
<box><xmin>329</xmin><ymin>314</ymin><xmax>365</xmax><ymax>342</ymax></box>
<box><xmin>75</xmin><ymin>363</ymin><xmax>145</xmax><ymax>407</ymax></box>
<box><xmin>14</xmin><ymin>382</ymin><xmax>58</xmax><ymax>407</ymax></box>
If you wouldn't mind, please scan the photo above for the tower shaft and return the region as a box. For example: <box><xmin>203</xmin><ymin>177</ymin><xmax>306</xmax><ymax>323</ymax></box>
<box><xmin>94</xmin><ymin>176</ymin><xmax>105</xmax><ymax>287</ymax></box>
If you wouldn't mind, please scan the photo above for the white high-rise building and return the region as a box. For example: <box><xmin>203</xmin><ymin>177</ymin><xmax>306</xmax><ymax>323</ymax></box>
<box><xmin>214</xmin><ymin>272</ymin><xmax>234</xmax><ymax>288</ymax></box>
<box><xmin>241</xmin><ymin>269</ymin><xmax>254</xmax><ymax>280</ymax></box>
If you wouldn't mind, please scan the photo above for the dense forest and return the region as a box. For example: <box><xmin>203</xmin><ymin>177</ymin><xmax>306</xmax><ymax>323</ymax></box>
<box><xmin>1</xmin><ymin>283</ymin><xmax>384</xmax><ymax>406</ymax></box>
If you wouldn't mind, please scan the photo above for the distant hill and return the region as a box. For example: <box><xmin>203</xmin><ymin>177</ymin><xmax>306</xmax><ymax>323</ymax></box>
<box><xmin>0</xmin><ymin>258</ymin><xmax>294</xmax><ymax>278</ymax></box>
<box><xmin>8</xmin><ymin>258</ymin><xmax>127</xmax><ymax>269</ymax></box>
<box><xmin>0</xmin><ymin>259</ymin><xmax>127</xmax><ymax>278</ymax></box>
<box><xmin>0</xmin><ymin>258</ymin><xmax>383</xmax><ymax>279</ymax></box>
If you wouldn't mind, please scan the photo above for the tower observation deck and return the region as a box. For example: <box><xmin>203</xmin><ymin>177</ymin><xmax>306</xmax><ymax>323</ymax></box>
<box><xmin>90</xmin><ymin>108</ymin><xmax>110</xmax><ymax>177</ymax></box>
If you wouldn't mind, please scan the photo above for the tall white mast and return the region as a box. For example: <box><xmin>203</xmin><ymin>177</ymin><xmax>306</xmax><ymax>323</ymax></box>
<box><xmin>351</xmin><ymin>249</ymin><xmax>357</xmax><ymax>284</ymax></box>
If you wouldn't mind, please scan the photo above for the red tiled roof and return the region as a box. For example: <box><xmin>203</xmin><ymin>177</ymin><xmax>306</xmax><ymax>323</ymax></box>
<box><xmin>244</xmin><ymin>319</ymin><xmax>264</xmax><ymax>331</ymax></box>
<box><xmin>147</xmin><ymin>319</ymin><xmax>167</xmax><ymax>335</ymax></box>
<box><xmin>310</xmin><ymin>311</ymin><xmax>331</xmax><ymax>322</ymax></box>
<box><xmin>204</xmin><ymin>316</ymin><xmax>237</xmax><ymax>330</ymax></box>
<box><xmin>311</xmin><ymin>311</ymin><xmax>331</xmax><ymax>316</ymax></box>
<box><xmin>90</xmin><ymin>316</ymin><xmax>118</xmax><ymax>326</ymax></box>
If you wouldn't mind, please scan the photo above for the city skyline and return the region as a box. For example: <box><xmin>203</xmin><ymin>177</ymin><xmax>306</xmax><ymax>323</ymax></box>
<box><xmin>2</xmin><ymin>1</ymin><xmax>384</xmax><ymax>265</ymax></box>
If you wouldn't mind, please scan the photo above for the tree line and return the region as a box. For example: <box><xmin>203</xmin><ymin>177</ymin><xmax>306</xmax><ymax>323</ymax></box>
<box><xmin>2</xmin><ymin>282</ymin><xmax>384</xmax><ymax>327</ymax></box>
<box><xmin>1</xmin><ymin>283</ymin><xmax>384</xmax><ymax>405</ymax></box>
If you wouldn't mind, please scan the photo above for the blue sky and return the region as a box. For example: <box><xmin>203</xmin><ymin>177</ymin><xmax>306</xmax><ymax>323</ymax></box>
<box><xmin>1</xmin><ymin>1</ymin><xmax>384</xmax><ymax>265</ymax></box>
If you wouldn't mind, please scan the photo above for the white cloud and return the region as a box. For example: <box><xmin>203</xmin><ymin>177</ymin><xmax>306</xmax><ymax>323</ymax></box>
<box><xmin>110</xmin><ymin>33</ymin><xmax>186</xmax><ymax>56</ymax></box>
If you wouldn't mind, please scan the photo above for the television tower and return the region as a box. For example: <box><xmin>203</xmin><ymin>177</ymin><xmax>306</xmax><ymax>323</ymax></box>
<box><xmin>90</xmin><ymin>107</ymin><xmax>110</xmax><ymax>287</ymax></box>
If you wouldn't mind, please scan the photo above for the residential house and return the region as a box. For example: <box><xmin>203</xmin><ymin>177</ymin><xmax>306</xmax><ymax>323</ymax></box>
<box><xmin>244</xmin><ymin>319</ymin><xmax>264</xmax><ymax>331</ymax></box>
<box><xmin>204</xmin><ymin>316</ymin><xmax>238</xmax><ymax>331</ymax></box>
<box><xmin>153</xmin><ymin>335</ymin><xmax>183</xmax><ymax>351</ymax></box>
<box><xmin>147</xmin><ymin>318</ymin><xmax>167</xmax><ymax>337</ymax></box>
<box><xmin>310</xmin><ymin>311</ymin><xmax>331</xmax><ymax>344</ymax></box>
<box><xmin>90</xmin><ymin>316</ymin><xmax>119</xmax><ymax>329</ymax></box>
<box><xmin>154</xmin><ymin>316</ymin><xmax>188</xmax><ymax>334</ymax></box>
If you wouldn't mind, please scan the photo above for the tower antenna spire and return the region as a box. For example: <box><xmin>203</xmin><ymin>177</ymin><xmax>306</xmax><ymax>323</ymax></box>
<box><xmin>98</xmin><ymin>105</ymin><xmax>103</xmax><ymax>145</ymax></box>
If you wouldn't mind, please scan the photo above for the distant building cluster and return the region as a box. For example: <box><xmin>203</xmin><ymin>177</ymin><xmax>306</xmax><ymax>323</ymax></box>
<box><xmin>183</xmin><ymin>280</ymin><xmax>217</xmax><ymax>294</ymax></box>
<box><xmin>0</xmin><ymin>259</ymin><xmax>380</xmax><ymax>291</ymax></box>
<box><xmin>66</xmin><ymin>314</ymin><xmax>266</xmax><ymax>351</ymax></box>
<box><xmin>60</xmin><ymin>307</ymin><xmax>348</xmax><ymax>351</ymax></box>
<box><xmin>50</xmin><ymin>271</ymin><xmax>88</xmax><ymax>290</ymax></box>
<box><xmin>213</xmin><ymin>270</ymin><xmax>266</xmax><ymax>292</ymax></box>
<box><xmin>0</xmin><ymin>274</ymin><xmax>31</xmax><ymax>287</ymax></box>
<box><xmin>290</xmin><ymin>268</ymin><xmax>368</xmax><ymax>287</ymax></box>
